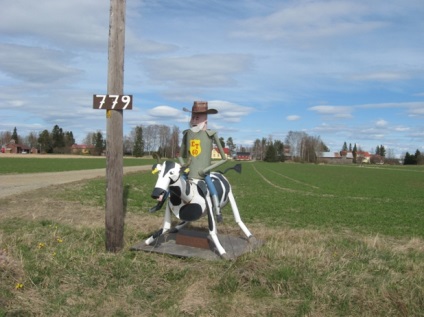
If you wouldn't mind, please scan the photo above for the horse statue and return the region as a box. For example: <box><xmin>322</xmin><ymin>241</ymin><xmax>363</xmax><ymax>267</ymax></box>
<box><xmin>144</xmin><ymin>160</ymin><xmax>255</xmax><ymax>259</ymax></box>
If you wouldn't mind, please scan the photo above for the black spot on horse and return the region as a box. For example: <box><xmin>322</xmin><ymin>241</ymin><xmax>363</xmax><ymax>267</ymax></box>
<box><xmin>170</xmin><ymin>186</ymin><xmax>182</xmax><ymax>206</ymax></box>
<box><xmin>179</xmin><ymin>204</ymin><xmax>203</xmax><ymax>221</ymax></box>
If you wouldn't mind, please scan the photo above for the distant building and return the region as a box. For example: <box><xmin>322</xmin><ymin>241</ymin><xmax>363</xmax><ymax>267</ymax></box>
<box><xmin>317</xmin><ymin>150</ymin><xmax>374</xmax><ymax>164</ymax></box>
<box><xmin>211</xmin><ymin>147</ymin><xmax>231</xmax><ymax>160</ymax></box>
<box><xmin>71</xmin><ymin>144</ymin><xmax>95</xmax><ymax>155</ymax></box>
<box><xmin>235</xmin><ymin>152</ymin><xmax>251</xmax><ymax>161</ymax></box>
<box><xmin>1</xmin><ymin>139</ymin><xmax>31</xmax><ymax>154</ymax></box>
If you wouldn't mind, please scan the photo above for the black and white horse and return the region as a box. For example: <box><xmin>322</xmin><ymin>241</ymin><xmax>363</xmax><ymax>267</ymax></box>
<box><xmin>145</xmin><ymin>160</ymin><xmax>254</xmax><ymax>258</ymax></box>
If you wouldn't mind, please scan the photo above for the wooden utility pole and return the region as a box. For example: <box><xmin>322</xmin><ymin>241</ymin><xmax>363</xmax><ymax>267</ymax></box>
<box><xmin>105</xmin><ymin>0</ymin><xmax>126</xmax><ymax>252</ymax></box>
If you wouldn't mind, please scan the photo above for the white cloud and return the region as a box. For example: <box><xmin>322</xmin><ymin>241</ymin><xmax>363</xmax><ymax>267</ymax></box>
<box><xmin>148</xmin><ymin>106</ymin><xmax>181</xmax><ymax>118</ymax></box>
<box><xmin>394</xmin><ymin>126</ymin><xmax>410</xmax><ymax>132</ymax></box>
<box><xmin>209</xmin><ymin>100</ymin><xmax>255</xmax><ymax>123</ymax></box>
<box><xmin>350</xmin><ymin>72</ymin><xmax>410</xmax><ymax>82</ymax></box>
<box><xmin>309</xmin><ymin>105</ymin><xmax>353</xmax><ymax>119</ymax></box>
<box><xmin>375</xmin><ymin>119</ymin><xmax>388</xmax><ymax>127</ymax></box>
<box><xmin>287</xmin><ymin>115</ymin><xmax>300</xmax><ymax>121</ymax></box>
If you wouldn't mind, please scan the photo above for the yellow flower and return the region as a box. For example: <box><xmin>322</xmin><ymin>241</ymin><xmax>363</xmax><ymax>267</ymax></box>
<box><xmin>52</xmin><ymin>252</ymin><xmax>57</xmax><ymax>257</ymax></box>
<box><xmin>15</xmin><ymin>283</ymin><xmax>24</xmax><ymax>289</ymax></box>
<box><xmin>37</xmin><ymin>243</ymin><xmax>45</xmax><ymax>249</ymax></box>
<box><xmin>56</xmin><ymin>238</ymin><xmax>63</xmax><ymax>243</ymax></box>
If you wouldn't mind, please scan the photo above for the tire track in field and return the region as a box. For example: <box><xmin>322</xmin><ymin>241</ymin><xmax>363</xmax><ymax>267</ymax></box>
<box><xmin>264</xmin><ymin>167</ymin><xmax>320</xmax><ymax>190</ymax></box>
<box><xmin>252</xmin><ymin>165</ymin><xmax>332</xmax><ymax>197</ymax></box>
<box><xmin>251</xmin><ymin>165</ymin><xmax>393</xmax><ymax>202</ymax></box>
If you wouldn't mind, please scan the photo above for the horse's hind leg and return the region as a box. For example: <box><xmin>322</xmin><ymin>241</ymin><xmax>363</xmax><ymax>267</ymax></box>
<box><xmin>228</xmin><ymin>191</ymin><xmax>254</xmax><ymax>239</ymax></box>
<box><xmin>144</xmin><ymin>205</ymin><xmax>172</xmax><ymax>245</ymax></box>
<box><xmin>169</xmin><ymin>220</ymin><xmax>189</xmax><ymax>233</ymax></box>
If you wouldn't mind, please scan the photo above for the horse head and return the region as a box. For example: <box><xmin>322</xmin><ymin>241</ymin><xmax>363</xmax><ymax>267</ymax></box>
<box><xmin>151</xmin><ymin>161</ymin><xmax>181</xmax><ymax>199</ymax></box>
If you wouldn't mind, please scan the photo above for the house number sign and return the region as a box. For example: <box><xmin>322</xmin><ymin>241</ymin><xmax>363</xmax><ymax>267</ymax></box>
<box><xmin>93</xmin><ymin>94</ymin><xmax>133</xmax><ymax>110</ymax></box>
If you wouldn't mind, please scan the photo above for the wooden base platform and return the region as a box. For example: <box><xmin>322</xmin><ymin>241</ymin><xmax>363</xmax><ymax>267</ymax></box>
<box><xmin>130</xmin><ymin>229</ymin><xmax>263</xmax><ymax>261</ymax></box>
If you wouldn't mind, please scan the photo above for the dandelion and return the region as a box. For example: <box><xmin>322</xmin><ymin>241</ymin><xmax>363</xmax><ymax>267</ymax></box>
<box><xmin>15</xmin><ymin>283</ymin><xmax>24</xmax><ymax>290</ymax></box>
<box><xmin>52</xmin><ymin>252</ymin><xmax>57</xmax><ymax>257</ymax></box>
<box><xmin>37</xmin><ymin>242</ymin><xmax>45</xmax><ymax>249</ymax></box>
<box><xmin>56</xmin><ymin>238</ymin><xmax>63</xmax><ymax>243</ymax></box>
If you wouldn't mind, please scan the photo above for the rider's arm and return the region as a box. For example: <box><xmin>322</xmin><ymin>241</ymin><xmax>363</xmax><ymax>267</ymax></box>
<box><xmin>200</xmin><ymin>131</ymin><xmax>227</xmax><ymax>176</ymax></box>
<box><xmin>178</xmin><ymin>130</ymin><xmax>188</xmax><ymax>165</ymax></box>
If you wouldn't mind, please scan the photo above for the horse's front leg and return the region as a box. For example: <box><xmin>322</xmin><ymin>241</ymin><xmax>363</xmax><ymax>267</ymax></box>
<box><xmin>206</xmin><ymin>201</ymin><xmax>229</xmax><ymax>259</ymax></box>
<box><xmin>144</xmin><ymin>204</ymin><xmax>172</xmax><ymax>245</ymax></box>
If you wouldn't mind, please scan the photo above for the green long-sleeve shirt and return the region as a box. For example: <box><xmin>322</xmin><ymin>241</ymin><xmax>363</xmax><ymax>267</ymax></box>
<box><xmin>180</xmin><ymin>129</ymin><xmax>227</xmax><ymax>179</ymax></box>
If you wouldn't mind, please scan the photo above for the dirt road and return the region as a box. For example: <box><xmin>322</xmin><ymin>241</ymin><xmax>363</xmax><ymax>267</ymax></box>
<box><xmin>0</xmin><ymin>165</ymin><xmax>151</xmax><ymax>199</ymax></box>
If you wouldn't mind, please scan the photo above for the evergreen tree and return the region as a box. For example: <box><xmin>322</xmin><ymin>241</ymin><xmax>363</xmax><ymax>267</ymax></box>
<box><xmin>274</xmin><ymin>140</ymin><xmax>285</xmax><ymax>162</ymax></box>
<box><xmin>133</xmin><ymin>126</ymin><xmax>144</xmax><ymax>157</ymax></box>
<box><xmin>94</xmin><ymin>131</ymin><xmax>104</xmax><ymax>156</ymax></box>
<box><xmin>404</xmin><ymin>152</ymin><xmax>413</xmax><ymax>165</ymax></box>
<box><xmin>352</xmin><ymin>144</ymin><xmax>358</xmax><ymax>163</ymax></box>
<box><xmin>219</xmin><ymin>137</ymin><xmax>225</xmax><ymax>148</ymax></box>
<box><xmin>342</xmin><ymin>141</ymin><xmax>348</xmax><ymax>151</ymax></box>
<box><xmin>414</xmin><ymin>149</ymin><xmax>422</xmax><ymax>165</ymax></box>
<box><xmin>38</xmin><ymin>130</ymin><xmax>53</xmax><ymax>153</ymax></box>
<box><xmin>380</xmin><ymin>145</ymin><xmax>386</xmax><ymax>157</ymax></box>
<box><xmin>12</xmin><ymin>127</ymin><xmax>19</xmax><ymax>144</ymax></box>
<box><xmin>375</xmin><ymin>145</ymin><xmax>380</xmax><ymax>155</ymax></box>
<box><xmin>64</xmin><ymin>131</ymin><xmax>75</xmax><ymax>147</ymax></box>
<box><xmin>226</xmin><ymin>137</ymin><xmax>236</xmax><ymax>155</ymax></box>
<box><xmin>51</xmin><ymin>125</ymin><xmax>65</xmax><ymax>152</ymax></box>
<box><xmin>264</xmin><ymin>142</ymin><xmax>278</xmax><ymax>162</ymax></box>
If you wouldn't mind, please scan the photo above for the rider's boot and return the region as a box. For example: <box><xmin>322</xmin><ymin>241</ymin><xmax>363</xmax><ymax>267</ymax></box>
<box><xmin>212</xmin><ymin>195</ymin><xmax>223</xmax><ymax>223</ymax></box>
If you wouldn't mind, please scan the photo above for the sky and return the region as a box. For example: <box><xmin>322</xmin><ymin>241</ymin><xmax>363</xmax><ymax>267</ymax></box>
<box><xmin>1</xmin><ymin>0</ymin><xmax>423</xmax><ymax>158</ymax></box>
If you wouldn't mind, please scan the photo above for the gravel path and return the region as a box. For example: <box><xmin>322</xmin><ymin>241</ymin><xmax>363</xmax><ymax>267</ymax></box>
<box><xmin>0</xmin><ymin>165</ymin><xmax>151</xmax><ymax>199</ymax></box>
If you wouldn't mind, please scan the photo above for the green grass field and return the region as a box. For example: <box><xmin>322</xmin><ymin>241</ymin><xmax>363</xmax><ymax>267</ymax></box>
<box><xmin>1</xmin><ymin>158</ymin><xmax>423</xmax><ymax>316</ymax></box>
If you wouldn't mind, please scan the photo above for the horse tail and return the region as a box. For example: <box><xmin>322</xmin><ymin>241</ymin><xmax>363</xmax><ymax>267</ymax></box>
<box><xmin>217</xmin><ymin>163</ymin><xmax>242</xmax><ymax>175</ymax></box>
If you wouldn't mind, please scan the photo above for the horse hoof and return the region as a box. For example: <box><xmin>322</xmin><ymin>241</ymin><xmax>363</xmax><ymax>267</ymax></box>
<box><xmin>220</xmin><ymin>253</ymin><xmax>233</xmax><ymax>261</ymax></box>
<box><xmin>248</xmin><ymin>236</ymin><xmax>258</xmax><ymax>245</ymax></box>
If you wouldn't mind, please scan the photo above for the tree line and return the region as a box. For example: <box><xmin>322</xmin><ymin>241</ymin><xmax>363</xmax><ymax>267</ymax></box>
<box><xmin>2</xmin><ymin>126</ymin><xmax>423</xmax><ymax>164</ymax></box>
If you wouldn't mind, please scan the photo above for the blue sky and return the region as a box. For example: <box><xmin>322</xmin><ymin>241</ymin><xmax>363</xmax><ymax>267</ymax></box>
<box><xmin>1</xmin><ymin>0</ymin><xmax>423</xmax><ymax>157</ymax></box>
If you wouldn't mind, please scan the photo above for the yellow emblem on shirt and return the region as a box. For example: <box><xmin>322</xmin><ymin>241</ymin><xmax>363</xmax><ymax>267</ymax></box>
<box><xmin>190</xmin><ymin>139</ymin><xmax>201</xmax><ymax>157</ymax></box>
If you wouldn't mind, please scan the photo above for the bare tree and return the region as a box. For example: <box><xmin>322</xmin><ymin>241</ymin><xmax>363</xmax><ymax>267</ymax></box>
<box><xmin>22</xmin><ymin>131</ymin><xmax>39</xmax><ymax>148</ymax></box>
<box><xmin>0</xmin><ymin>131</ymin><xmax>12</xmax><ymax>145</ymax></box>
<box><xmin>285</xmin><ymin>131</ymin><xmax>307</xmax><ymax>160</ymax></box>
<box><xmin>83</xmin><ymin>132</ymin><xmax>96</xmax><ymax>145</ymax></box>
<box><xmin>252</xmin><ymin>139</ymin><xmax>261</xmax><ymax>160</ymax></box>
<box><xmin>170</xmin><ymin>125</ymin><xmax>180</xmax><ymax>158</ymax></box>
<box><xmin>123</xmin><ymin>134</ymin><xmax>134</xmax><ymax>155</ymax></box>
<box><xmin>143</xmin><ymin>124</ymin><xmax>160</xmax><ymax>156</ymax></box>
<box><xmin>158</xmin><ymin>125</ymin><xmax>171</xmax><ymax>157</ymax></box>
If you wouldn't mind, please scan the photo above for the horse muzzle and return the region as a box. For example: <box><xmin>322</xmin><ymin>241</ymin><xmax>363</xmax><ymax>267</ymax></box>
<box><xmin>151</xmin><ymin>188</ymin><xmax>166</xmax><ymax>200</ymax></box>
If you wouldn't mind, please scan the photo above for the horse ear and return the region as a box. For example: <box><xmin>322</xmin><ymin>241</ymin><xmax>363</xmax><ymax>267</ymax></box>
<box><xmin>152</xmin><ymin>163</ymin><xmax>161</xmax><ymax>174</ymax></box>
<box><xmin>152</xmin><ymin>152</ymin><xmax>161</xmax><ymax>163</ymax></box>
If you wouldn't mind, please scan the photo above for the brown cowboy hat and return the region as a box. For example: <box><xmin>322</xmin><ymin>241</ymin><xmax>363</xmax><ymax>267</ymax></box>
<box><xmin>183</xmin><ymin>101</ymin><xmax>218</xmax><ymax>114</ymax></box>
